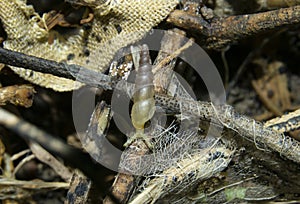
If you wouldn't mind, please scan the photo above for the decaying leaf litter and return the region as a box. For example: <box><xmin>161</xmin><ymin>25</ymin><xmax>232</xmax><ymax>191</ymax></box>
<box><xmin>0</xmin><ymin>0</ymin><xmax>300</xmax><ymax>203</ymax></box>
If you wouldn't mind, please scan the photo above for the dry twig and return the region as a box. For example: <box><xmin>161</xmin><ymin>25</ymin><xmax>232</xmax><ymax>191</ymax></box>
<box><xmin>0</xmin><ymin>47</ymin><xmax>112</xmax><ymax>90</ymax></box>
<box><xmin>153</xmin><ymin>94</ymin><xmax>300</xmax><ymax>163</ymax></box>
<box><xmin>29</xmin><ymin>142</ymin><xmax>73</xmax><ymax>182</ymax></box>
<box><xmin>265</xmin><ymin>109</ymin><xmax>300</xmax><ymax>133</ymax></box>
<box><xmin>167</xmin><ymin>5</ymin><xmax>300</xmax><ymax>49</ymax></box>
<box><xmin>129</xmin><ymin>145</ymin><xmax>234</xmax><ymax>204</ymax></box>
<box><xmin>0</xmin><ymin>178</ymin><xmax>69</xmax><ymax>200</ymax></box>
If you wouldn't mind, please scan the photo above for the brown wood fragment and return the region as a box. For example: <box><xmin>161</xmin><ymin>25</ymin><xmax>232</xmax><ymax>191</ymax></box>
<box><xmin>65</xmin><ymin>171</ymin><xmax>91</xmax><ymax>204</ymax></box>
<box><xmin>153</xmin><ymin>29</ymin><xmax>191</xmax><ymax>95</ymax></box>
<box><xmin>103</xmin><ymin>141</ymin><xmax>148</xmax><ymax>204</ymax></box>
<box><xmin>251</xmin><ymin>59</ymin><xmax>300</xmax><ymax>139</ymax></box>
<box><xmin>0</xmin><ymin>63</ymin><xmax>4</xmax><ymax>71</ymax></box>
<box><xmin>252</xmin><ymin>60</ymin><xmax>286</xmax><ymax>118</ymax></box>
<box><xmin>167</xmin><ymin>6</ymin><xmax>300</xmax><ymax>49</ymax></box>
<box><xmin>0</xmin><ymin>139</ymin><xmax>5</xmax><ymax>166</ymax></box>
<box><xmin>0</xmin><ymin>85</ymin><xmax>35</xmax><ymax>108</ymax></box>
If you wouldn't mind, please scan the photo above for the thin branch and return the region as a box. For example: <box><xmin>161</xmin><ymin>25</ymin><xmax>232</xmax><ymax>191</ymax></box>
<box><xmin>167</xmin><ymin>5</ymin><xmax>300</xmax><ymax>49</ymax></box>
<box><xmin>12</xmin><ymin>154</ymin><xmax>36</xmax><ymax>177</ymax></box>
<box><xmin>152</xmin><ymin>93</ymin><xmax>300</xmax><ymax>164</ymax></box>
<box><xmin>0</xmin><ymin>47</ymin><xmax>112</xmax><ymax>90</ymax></box>
<box><xmin>0</xmin><ymin>178</ymin><xmax>69</xmax><ymax>189</ymax></box>
<box><xmin>10</xmin><ymin>149</ymin><xmax>31</xmax><ymax>161</ymax></box>
<box><xmin>29</xmin><ymin>142</ymin><xmax>73</xmax><ymax>182</ymax></box>
<box><xmin>265</xmin><ymin>109</ymin><xmax>300</xmax><ymax>133</ymax></box>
